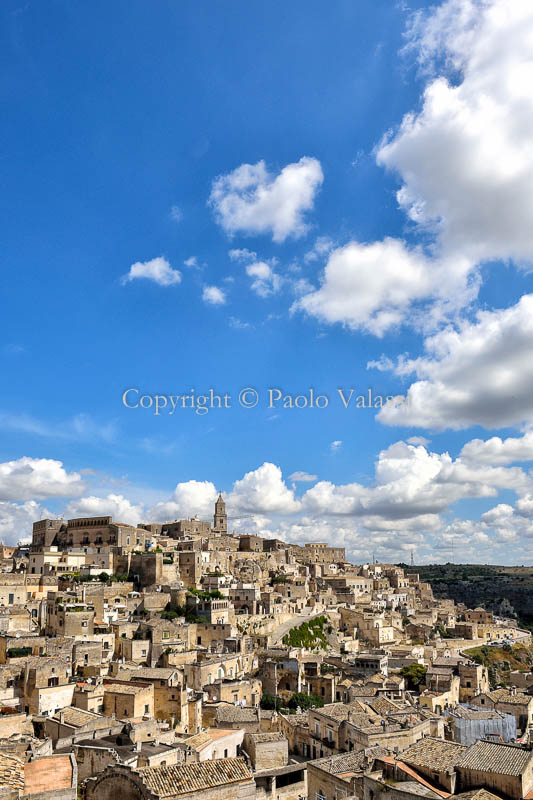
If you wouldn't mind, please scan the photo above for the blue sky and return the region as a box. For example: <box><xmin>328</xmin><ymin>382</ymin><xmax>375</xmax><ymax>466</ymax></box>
<box><xmin>3</xmin><ymin>0</ymin><xmax>533</xmax><ymax>564</ymax></box>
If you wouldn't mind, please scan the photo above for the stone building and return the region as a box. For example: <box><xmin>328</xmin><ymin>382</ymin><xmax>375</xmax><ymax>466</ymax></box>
<box><xmin>103</xmin><ymin>683</ymin><xmax>154</xmax><ymax>721</ymax></box>
<box><xmin>213</xmin><ymin>494</ymin><xmax>227</xmax><ymax>535</ymax></box>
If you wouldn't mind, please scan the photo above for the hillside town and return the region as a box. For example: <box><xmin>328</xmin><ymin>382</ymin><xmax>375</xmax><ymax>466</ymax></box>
<box><xmin>0</xmin><ymin>496</ymin><xmax>533</xmax><ymax>800</ymax></box>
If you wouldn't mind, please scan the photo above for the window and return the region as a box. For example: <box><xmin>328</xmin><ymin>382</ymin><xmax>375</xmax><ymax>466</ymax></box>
<box><xmin>144</xmin><ymin>704</ymin><xmax>149</xmax><ymax>714</ymax></box>
<box><xmin>8</xmin><ymin>594</ymin><xmax>14</xmax><ymax>604</ymax></box>
<box><xmin>224</xmin><ymin>749</ymin><xmax>228</xmax><ymax>758</ymax></box>
<box><xmin>81</xmin><ymin>620</ymin><xmax>88</xmax><ymax>628</ymax></box>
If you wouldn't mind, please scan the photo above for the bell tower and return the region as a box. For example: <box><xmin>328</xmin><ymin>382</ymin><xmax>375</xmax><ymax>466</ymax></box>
<box><xmin>213</xmin><ymin>493</ymin><xmax>227</xmax><ymax>535</ymax></box>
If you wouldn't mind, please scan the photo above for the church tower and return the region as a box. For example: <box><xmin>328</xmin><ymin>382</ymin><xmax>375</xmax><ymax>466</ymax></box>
<box><xmin>213</xmin><ymin>493</ymin><xmax>227</xmax><ymax>534</ymax></box>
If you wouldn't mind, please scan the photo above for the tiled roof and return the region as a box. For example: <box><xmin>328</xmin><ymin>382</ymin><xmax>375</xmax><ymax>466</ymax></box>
<box><xmin>400</xmin><ymin>737</ymin><xmax>467</xmax><ymax>771</ymax></box>
<box><xmin>0</xmin><ymin>751</ymin><xmax>24</xmax><ymax>792</ymax></box>
<box><xmin>457</xmin><ymin>740</ymin><xmax>532</xmax><ymax>776</ymax></box>
<box><xmin>136</xmin><ymin>757</ymin><xmax>253</xmax><ymax>797</ymax></box>
<box><xmin>104</xmin><ymin>683</ymin><xmax>149</xmax><ymax>695</ymax></box>
<box><xmin>215</xmin><ymin>706</ymin><xmax>258</xmax><ymax>722</ymax></box>
<box><xmin>53</xmin><ymin>707</ymin><xmax>108</xmax><ymax>728</ymax></box>
<box><xmin>248</xmin><ymin>732</ymin><xmax>285</xmax><ymax>743</ymax></box>
<box><xmin>312</xmin><ymin>746</ymin><xmax>389</xmax><ymax>775</ymax></box>
<box><xmin>487</xmin><ymin>688</ymin><xmax>531</xmax><ymax>705</ymax></box>
<box><xmin>455</xmin><ymin>791</ymin><xmax>502</xmax><ymax>800</ymax></box>
<box><xmin>316</xmin><ymin>702</ymin><xmax>363</xmax><ymax>720</ymax></box>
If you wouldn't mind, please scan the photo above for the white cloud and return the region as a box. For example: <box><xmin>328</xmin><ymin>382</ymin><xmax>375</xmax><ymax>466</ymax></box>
<box><xmin>209</xmin><ymin>157</ymin><xmax>323</xmax><ymax>243</ymax></box>
<box><xmin>379</xmin><ymin>0</ymin><xmax>533</xmax><ymax>265</ymax></box>
<box><xmin>202</xmin><ymin>286</ymin><xmax>227</xmax><ymax>305</ymax></box>
<box><xmin>184</xmin><ymin>256</ymin><xmax>199</xmax><ymax>268</ymax></box>
<box><xmin>64</xmin><ymin>494</ymin><xmax>144</xmax><ymax>526</ymax></box>
<box><xmin>229</xmin><ymin>248</ymin><xmax>281</xmax><ymax>297</ymax></box>
<box><xmin>460</xmin><ymin>431</ymin><xmax>533</xmax><ymax>465</ymax></box>
<box><xmin>0</xmin><ymin>500</ymin><xmax>48</xmax><ymax>545</ymax></box>
<box><xmin>246</xmin><ymin>261</ymin><xmax>281</xmax><ymax>298</ymax></box>
<box><xmin>331</xmin><ymin>440</ymin><xmax>342</xmax><ymax>451</ymax></box>
<box><xmin>293</xmin><ymin>239</ymin><xmax>475</xmax><ymax>336</ymax></box>
<box><xmin>288</xmin><ymin>471</ymin><xmax>318</xmax><ymax>483</ymax></box>
<box><xmin>121</xmin><ymin>256</ymin><xmax>181</xmax><ymax>287</ymax></box>
<box><xmin>0</xmin><ymin>457</ymin><xmax>84</xmax><ymax>502</ymax></box>
<box><xmin>377</xmin><ymin>294</ymin><xmax>533</xmax><ymax>430</ymax></box>
<box><xmin>296</xmin><ymin>0</ymin><xmax>533</xmax><ymax>336</ymax></box>
<box><xmin>302</xmin><ymin>441</ymin><xmax>526</xmax><ymax>525</ymax></box>
<box><xmin>149</xmin><ymin>480</ymin><xmax>218</xmax><ymax>522</ymax></box>
<box><xmin>228</xmin><ymin>462</ymin><xmax>301</xmax><ymax>514</ymax></box>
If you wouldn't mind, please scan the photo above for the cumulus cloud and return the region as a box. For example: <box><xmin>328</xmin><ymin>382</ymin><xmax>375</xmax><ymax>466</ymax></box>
<box><xmin>149</xmin><ymin>480</ymin><xmax>219</xmax><ymax>522</ymax></box>
<box><xmin>121</xmin><ymin>256</ymin><xmax>181</xmax><ymax>287</ymax></box>
<box><xmin>377</xmin><ymin>294</ymin><xmax>533</xmax><ymax>430</ymax></box>
<box><xmin>460</xmin><ymin>430</ymin><xmax>533</xmax><ymax>465</ymax></box>
<box><xmin>228</xmin><ymin>462</ymin><xmax>301</xmax><ymax>514</ymax></box>
<box><xmin>302</xmin><ymin>441</ymin><xmax>526</xmax><ymax>524</ymax></box>
<box><xmin>229</xmin><ymin>248</ymin><xmax>281</xmax><ymax>297</ymax></box>
<box><xmin>64</xmin><ymin>494</ymin><xmax>144</xmax><ymax>526</ymax></box>
<box><xmin>202</xmin><ymin>286</ymin><xmax>227</xmax><ymax>305</ymax></box>
<box><xmin>0</xmin><ymin>457</ymin><xmax>84</xmax><ymax>501</ymax></box>
<box><xmin>209</xmin><ymin>157</ymin><xmax>323</xmax><ymax>243</ymax></box>
<box><xmin>379</xmin><ymin>0</ymin><xmax>533</xmax><ymax>264</ymax></box>
<box><xmin>295</xmin><ymin>0</ymin><xmax>533</xmax><ymax>335</ymax></box>
<box><xmin>0</xmin><ymin>500</ymin><xmax>48</xmax><ymax>545</ymax></box>
<box><xmin>245</xmin><ymin>261</ymin><xmax>281</xmax><ymax>298</ymax></box>
<box><xmin>294</xmin><ymin>239</ymin><xmax>475</xmax><ymax>335</ymax></box>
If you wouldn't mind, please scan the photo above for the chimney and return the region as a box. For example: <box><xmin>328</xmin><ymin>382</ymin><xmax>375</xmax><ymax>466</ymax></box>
<box><xmin>135</xmin><ymin>740</ymin><xmax>142</xmax><ymax>752</ymax></box>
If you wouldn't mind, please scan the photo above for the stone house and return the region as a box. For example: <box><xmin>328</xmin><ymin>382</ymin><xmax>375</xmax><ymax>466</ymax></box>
<box><xmin>242</xmin><ymin>732</ymin><xmax>287</xmax><ymax>770</ymax></box>
<box><xmin>103</xmin><ymin>682</ymin><xmax>154</xmax><ymax>721</ymax></box>
<box><xmin>455</xmin><ymin>739</ymin><xmax>533</xmax><ymax>799</ymax></box>
<box><xmin>179</xmin><ymin>728</ymin><xmax>244</xmax><ymax>761</ymax></box>
<box><xmin>203</xmin><ymin>676</ymin><xmax>261</xmax><ymax>707</ymax></box>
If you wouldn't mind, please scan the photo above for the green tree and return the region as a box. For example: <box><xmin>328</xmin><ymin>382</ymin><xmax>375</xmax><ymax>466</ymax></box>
<box><xmin>260</xmin><ymin>692</ymin><xmax>283</xmax><ymax>711</ymax></box>
<box><xmin>400</xmin><ymin>663</ymin><xmax>427</xmax><ymax>690</ymax></box>
<box><xmin>287</xmin><ymin>692</ymin><xmax>324</xmax><ymax>711</ymax></box>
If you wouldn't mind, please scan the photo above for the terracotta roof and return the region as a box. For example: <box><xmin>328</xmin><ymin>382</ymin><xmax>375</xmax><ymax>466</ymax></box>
<box><xmin>379</xmin><ymin>758</ymin><xmax>449</xmax><ymax>798</ymax></box>
<box><xmin>136</xmin><ymin>757</ymin><xmax>253</xmax><ymax>797</ymax></box>
<box><xmin>400</xmin><ymin>737</ymin><xmax>467</xmax><ymax>771</ymax></box>
<box><xmin>457</xmin><ymin>740</ymin><xmax>532</xmax><ymax>776</ymax></box>
<box><xmin>23</xmin><ymin>755</ymin><xmax>73</xmax><ymax>794</ymax></box>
